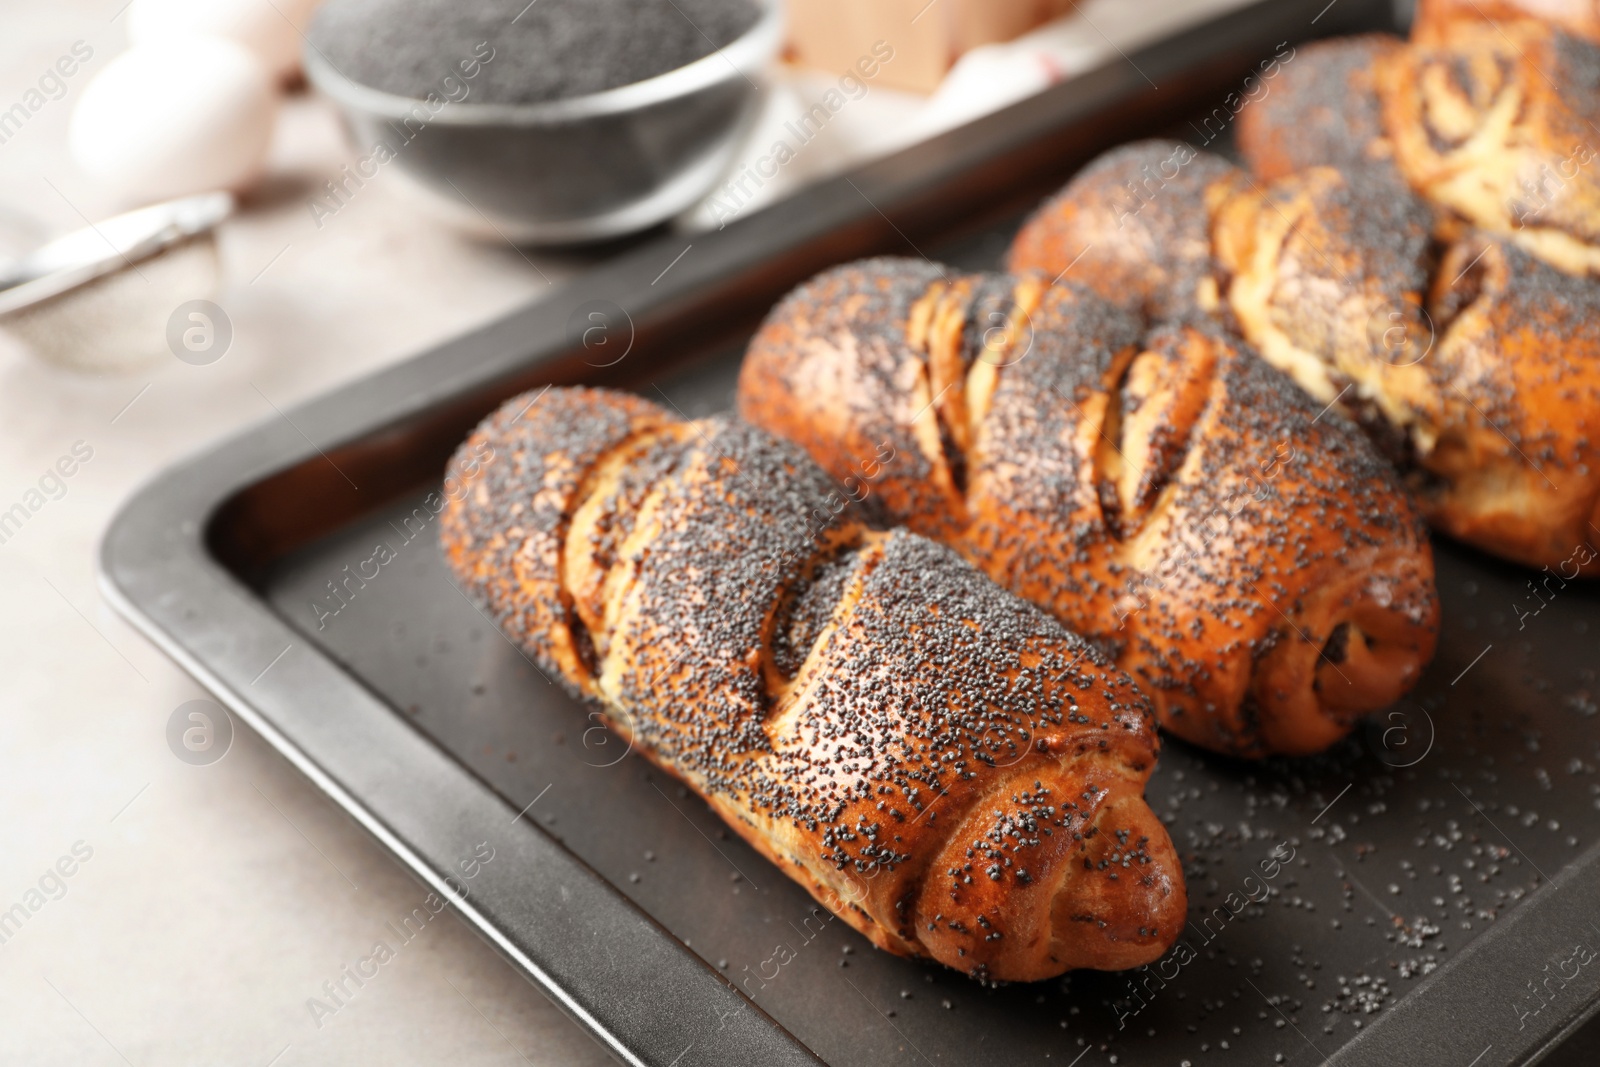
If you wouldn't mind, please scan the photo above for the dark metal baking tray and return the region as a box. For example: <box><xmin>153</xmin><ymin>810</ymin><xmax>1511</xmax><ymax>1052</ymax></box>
<box><xmin>101</xmin><ymin>1</ymin><xmax>1600</xmax><ymax>1063</ymax></box>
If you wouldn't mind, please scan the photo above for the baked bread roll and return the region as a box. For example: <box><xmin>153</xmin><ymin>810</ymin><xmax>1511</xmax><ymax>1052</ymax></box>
<box><xmin>1006</xmin><ymin>140</ymin><xmax>1245</xmax><ymax>320</ymax></box>
<box><xmin>1006</xmin><ymin>139</ymin><xmax>1234</xmax><ymax>322</ymax></box>
<box><xmin>1238</xmin><ymin>19</ymin><xmax>1600</xmax><ymax>276</ymax></box>
<box><xmin>440</xmin><ymin>386</ymin><xmax>1186</xmax><ymax>981</ymax></box>
<box><xmin>737</xmin><ymin>259</ymin><xmax>1439</xmax><ymax>759</ymax></box>
<box><xmin>1211</xmin><ymin>162</ymin><xmax>1440</xmax><ymax>454</ymax></box>
<box><xmin>1214</xmin><ymin>162</ymin><xmax>1600</xmax><ymax>569</ymax></box>
<box><xmin>1381</xmin><ymin>19</ymin><xmax>1600</xmax><ymax>275</ymax></box>
<box><xmin>1017</xmin><ymin>143</ymin><xmax>1600</xmax><ymax>575</ymax></box>
<box><xmin>1422</xmin><ymin>234</ymin><xmax>1600</xmax><ymax>563</ymax></box>
<box><xmin>1010</xmin><ymin>145</ymin><xmax>1449</xmax><ymax>461</ymax></box>
<box><xmin>1234</xmin><ymin>34</ymin><xmax>1405</xmax><ymax>183</ymax></box>
<box><xmin>1012</xmin><ymin>139</ymin><xmax>1600</xmax><ymax>572</ymax></box>
<box><xmin>1411</xmin><ymin>0</ymin><xmax>1600</xmax><ymax>47</ymax></box>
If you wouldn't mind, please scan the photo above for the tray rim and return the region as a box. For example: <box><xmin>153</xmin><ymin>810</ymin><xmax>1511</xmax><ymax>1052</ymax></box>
<box><xmin>98</xmin><ymin>1</ymin><xmax>1600</xmax><ymax>1063</ymax></box>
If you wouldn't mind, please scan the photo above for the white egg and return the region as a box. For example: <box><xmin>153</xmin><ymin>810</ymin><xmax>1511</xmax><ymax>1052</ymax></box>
<box><xmin>68</xmin><ymin>39</ymin><xmax>277</xmax><ymax>204</ymax></box>
<box><xmin>127</xmin><ymin>0</ymin><xmax>321</xmax><ymax>81</ymax></box>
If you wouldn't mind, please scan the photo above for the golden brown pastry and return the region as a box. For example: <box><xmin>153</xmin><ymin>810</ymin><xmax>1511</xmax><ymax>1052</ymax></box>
<box><xmin>440</xmin><ymin>386</ymin><xmax>1186</xmax><ymax>981</ymax></box>
<box><xmin>1006</xmin><ymin>139</ymin><xmax>1245</xmax><ymax>319</ymax></box>
<box><xmin>1379</xmin><ymin>18</ymin><xmax>1600</xmax><ymax>275</ymax></box>
<box><xmin>1015</xmin><ymin>145</ymin><xmax>1441</xmax><ymax>457</ymax></box>
<box><xmin>1238</xmin><ymin>20</ymin><xmax>1600</xmax><ymax>275</ymax></box>
<box><xmin>1214</xmin><ymin>163</ymin><xmax>1600</xmax><ymax>570</ymax></box>
<box><xmin>1009</xmin><ymin>142</ymin><xmax>1240</xmax><ymax>327</ymax></box>
<box><xmin>1211</xmin><ymin>163</ymin><xmax>1439</xmax><ymax>454</ymax></box>
<box><xmin>1411</xmin><ymin>0</ymin><xmax>1600</xmax><ymax>47</ymax></box>
<box><xmin>1014</xmin><ymin>139</ymin><xmax>1600</xmax><ymax>573</ymax></box>
<box><xmin>1234</xmin><ymin>34</ymin><xmax>1406</xmax><ymax>183</ymax></box>
<box><xmin>1423</xmin><ymin>233</ymin><xmax>1600</xmax><ymax>564</ymax></box>
<box><xmin>737</xmin><ymin>259</ymin><xmax>1439</xmax><ymax>759</ymax></box>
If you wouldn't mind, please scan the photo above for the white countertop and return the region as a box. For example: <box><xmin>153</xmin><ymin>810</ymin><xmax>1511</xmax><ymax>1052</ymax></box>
<box><xmin>0</xmin><ymin>3</ymin><xmax>610</xmax><ymax>1062</ymax></box>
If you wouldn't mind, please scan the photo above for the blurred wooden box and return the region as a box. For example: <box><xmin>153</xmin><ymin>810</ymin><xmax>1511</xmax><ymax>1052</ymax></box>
<box><xmin>786</xmin><ymin>0</ymin><xmax>1076</xmax><ymax>92</ymax></box>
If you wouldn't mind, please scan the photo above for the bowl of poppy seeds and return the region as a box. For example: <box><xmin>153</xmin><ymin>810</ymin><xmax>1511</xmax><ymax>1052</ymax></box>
<box><xmin>304</xmin><ymin>0</ymin><xmax>780</xmax><ymax>243</ymax></box>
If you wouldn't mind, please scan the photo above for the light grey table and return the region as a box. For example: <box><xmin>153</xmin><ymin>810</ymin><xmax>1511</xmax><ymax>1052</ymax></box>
<box><xmin>0</xmin><ymin>3</ymin><xmax>613</xmax><ymax>1063</ymax></box>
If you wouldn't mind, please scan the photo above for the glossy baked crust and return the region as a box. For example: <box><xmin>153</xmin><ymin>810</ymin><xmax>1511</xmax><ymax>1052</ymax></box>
<box><xmin>1237</xmin><ymin>19</ymin><xmax>1600</xmax><ymax>275</ymax></box>
<box><xmin>1214</xmin><ymin>162</ymin><xmax>1600</xmax><ymax>570</ymax></box>
<box><xmin>1007</xmin><ymin>139</ymin><xmax>1246</xmax><ymax>320</ymax></box>
<box><xmin>1380</xmin><ymin>19</ymin><xmax>1600</xmax><ymax>275</ymax></box>
<box><xmin>1422</xmin><ymin>234</ymin><xmax>1600</xmax><ymax>564</ymax></box>
<box><xmin>738</xmin><ymin>259</ymin><xmax>1439</xmax><ymax>758</ymax></box>
<box><xmin>440</xmin><ymin>386</ymin><xmax>1186</xmax><ymax>981</ymax></box>
<box><xmin>1212</xmin><ymin>163</ymin><xmax>1440</xmax><ymax>455</ymax></box>
<box><xmin>1007</xmin><ymin>136</ymin><xmax>1600</xmax><ymax>573</ymax></box>
<box><xmin>1235</xmin><ymin>34</ymin><xmax>1406</xmax><ymax>183</ymax></box>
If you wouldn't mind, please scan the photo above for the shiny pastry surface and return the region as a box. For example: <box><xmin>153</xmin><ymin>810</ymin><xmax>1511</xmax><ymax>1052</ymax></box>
<box><xmin>1213</xmin><ymin>155</ymin><xmax>1600</xmax><ymax>570</ymax></box>
<box><xmin>1012</xmin><ymin>138</ymin><xmax>1600</xmax><ymax>574</ymax></box>
<box><xmin>1239</xmin><ymin>18</ymin><xmax>1600</xmax><ymax>276</ymax></box>
<box><xmin>441</xmin><ymin>386</ymin><xmax>1186</xmax><ymax>980</ymax></box>
<box><xmin>1007</xmin><ymin>139</ymin><xmax>1244</xmax><ymax>319</ymax></box>
<box><xmin>739</xmin><ymin>259</ymin><xmax>1439</xmax><ymax>758</ymax></box>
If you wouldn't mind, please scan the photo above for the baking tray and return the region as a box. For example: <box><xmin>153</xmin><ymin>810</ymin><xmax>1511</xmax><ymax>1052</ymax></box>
<box><xmin>100</xmin><ymin>1</ymin><xmax>1600</xmax><ymax>1064</ymax></box>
